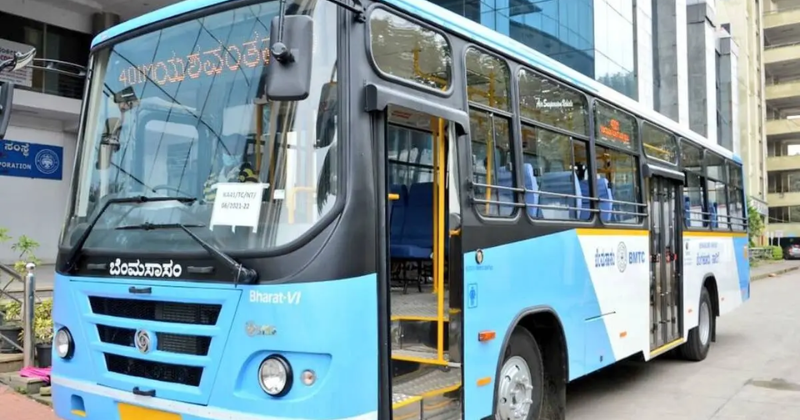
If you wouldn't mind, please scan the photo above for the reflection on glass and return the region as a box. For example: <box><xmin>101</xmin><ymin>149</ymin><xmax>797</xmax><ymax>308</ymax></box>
<box><xmin>518</xmin><ymin>68</ymin><xmax>588</xmax><ymax>135</ymax></box>
<box><xmin>642</xmin><ymin>122</ymin><xmax>678</xmax><ymax>164</ymax></box>
<box><xmin>63</xmin><ymin>0</ymin><xmax>340</xmax><ymax>254</ymax></box>
<box><xmin>684</xmin><ymin>172</ymin><xmax>705</xmax><ymax>228</ymax></box>
<box><xmin>594</xmin><ymin>101</ymin><xmax>637</xmax><ymax>150</ymax></box>
<box><xmin>369</xmin><ymin>8</ymin><xmax>452</xmax><ymax>91</ymax></box>
<box><xmin>466</xmin><ymin>48</ymin><xmax>511</xmax><ymax>111</ymax></box>
<box><xmin>470</xmin><ymin>108</ymin><xmax>514</xmax><ymax>217</ymax></box>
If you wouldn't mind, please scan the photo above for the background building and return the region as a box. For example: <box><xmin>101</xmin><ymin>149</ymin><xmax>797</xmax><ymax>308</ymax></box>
<box><xmin>0</xmin><ymin>0</ymin><xmax>769</xmax><ymax>262</ymax></box>
<box><xmin>762</xmin><ymin>0</ymin><xmax>800</xmax><ymax>243</ymax></box>
<box><xmin>717</xmin><ymin>0</ymin><xmax>769</xmax><ymax>242</ymax></box>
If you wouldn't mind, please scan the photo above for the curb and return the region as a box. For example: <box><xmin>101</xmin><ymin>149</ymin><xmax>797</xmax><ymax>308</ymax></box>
<box><xmin>751</xmin><ymin>266</ymin><xmax>800</xmax><ymax>282</ymax></box>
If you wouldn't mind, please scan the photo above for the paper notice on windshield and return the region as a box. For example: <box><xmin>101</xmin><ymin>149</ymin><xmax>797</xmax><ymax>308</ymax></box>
<box><xmin>210</xmin><ymin>183</ymin><xmax>265</xmax><ymax>232</ymax></box>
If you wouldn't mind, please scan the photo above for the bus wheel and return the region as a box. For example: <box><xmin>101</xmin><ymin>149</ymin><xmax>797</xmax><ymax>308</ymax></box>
<box><xmin>680</xmin><ymin>287</ymin><xmax>714</xmax><ymax>362</ymax></box>
<box><xmin>495</xmin><ymin>328</ymin><xmax>544</xmax><ymax>420</ymax></box>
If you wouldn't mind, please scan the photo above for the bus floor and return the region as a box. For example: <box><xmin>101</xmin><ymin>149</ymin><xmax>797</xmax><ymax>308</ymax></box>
<box><xmin>390</xmin><ymin>280</ymin><xmax>462</xmax><ymax>419</ymax></box>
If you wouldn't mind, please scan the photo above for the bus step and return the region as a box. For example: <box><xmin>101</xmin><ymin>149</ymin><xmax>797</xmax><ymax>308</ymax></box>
<box><xmin>391</xmin><ymin>291</ymin><xmax>449</xmax><ymax>322</ymax></box>
<box><xmin>392</xmin><ymin>367</ymin><xmax>461</xmax><ymax>410</ymax></box>
<box><xmin>392</xmin><ymin>398</ymin><xmax>463</xmax><ymax>420</ymax></box>
<box><xmin>392</xmin><ymin>346</ymin><xmax>460</xmax><ymax>368</ymax></box>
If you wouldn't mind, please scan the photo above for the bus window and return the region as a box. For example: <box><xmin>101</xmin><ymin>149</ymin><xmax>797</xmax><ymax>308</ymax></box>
<box><xmin>681</xmin><ymin>141</ymin><xmax>706</xmax><ymax>227</ymax></box>
<box><xmin>521</xmin><ymin>124</ymin><xmax>587</xmax><ymax>220</ymax></box>
<box><xmin>594</xmin><ymin>101</ymin><xmax>641</xmax><ymax>223</ymax></box>
<box><xmin>642</xmin><ymin>122</ymin><xmax>678</xmax><ymax>165</ymax></box>
<box><xmin>369</xmin><ymin>8</ymin><xmax>453</xmax><ymax>92</ymax></box>
<box><xmin>518</xmin><ymin>68</ymin><xmax>588</xmax><ymax>136</ymax></box>
<box><xmin>706</xmin><ymin>153</ymin><xmax>728</xmax><ymax>229</ymax></box>
<box><xmin>469</xmin><ymin>109</ymin><xmax>513</xmax><ymax>217</ymax></box>
<box><xmin>465</xmin><ymin>47</ymin><xmax>514</xmax><ymax>218</ymax></box>
<box><xmin>729</xmin><ymin>163</ymin><xmax>746</xmax><ymax>231</ymax></box>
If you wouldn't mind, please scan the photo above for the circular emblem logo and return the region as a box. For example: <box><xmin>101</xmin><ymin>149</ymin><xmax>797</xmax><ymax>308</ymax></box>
<box><xmin>134</xmin><ymin>329</ymin><xmax>152</xmax><ymax>354</ymax></box>
<box><xmin>616</xmin><ymin>242</ymin><xmax>628</xmax><ymax>273</ymax></box>
<box><xmin>475</xmin><ymin>249</ymin><xmax>484</xmax><ymax>265</ymax></box>
<box><xmin>34</xmin><ymin>149</ymin><xmax>60</xmax><ymax>175</ymax></box>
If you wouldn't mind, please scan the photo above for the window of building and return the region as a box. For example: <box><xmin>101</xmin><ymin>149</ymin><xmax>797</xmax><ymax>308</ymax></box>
<box><xmin>369</xmin><ymin>8</ymin><xmax>452</xmax><ymax>92</ymax></box>
<box><xmin>466</xmin><ymin>47</ymin><xmax>514</xmax><ymax>218</ymax></box>
<box><xmin>0</xmin><ymin>11</ymin><xmax>90</xmax><ymax>99</ymax></box>
<box><xmin>517</xmin><ymin>68</ymin><xmax>588</xmax><ymax>135</ymax></box>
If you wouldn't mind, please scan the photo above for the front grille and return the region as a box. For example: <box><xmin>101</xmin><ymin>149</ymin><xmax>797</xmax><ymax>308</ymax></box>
<box><xmin>97</xmin><ymin>325</ymin><xmax>211</xmax><ymax>356</ymax></box>
<box><xmin>89</xmin><ymin>297</ymin><xmax>221</xmax><ymax>325</ymax></box>
<box><xmin>104</xmin><ymin>353</ymin><xmax>203</xmax><ymax>386</ymax></box>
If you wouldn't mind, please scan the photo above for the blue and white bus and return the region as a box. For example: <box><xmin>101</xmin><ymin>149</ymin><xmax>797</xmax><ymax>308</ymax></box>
<box><xmin>49</xmin><ymin>0</ymin><xmax>750</xmax><ymax>419</ymax></box>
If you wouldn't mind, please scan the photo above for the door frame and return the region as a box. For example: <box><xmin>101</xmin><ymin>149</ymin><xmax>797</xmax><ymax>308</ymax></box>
<box><xmin>643</xmin><ymin>164</ymin><xmax>685</xmax><ymax>353</ymax></box>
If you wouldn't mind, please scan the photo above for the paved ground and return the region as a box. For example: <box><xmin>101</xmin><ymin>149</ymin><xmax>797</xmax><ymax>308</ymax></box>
<box><xmin>1</xmin><ymin>261</ymin><xmax>799</xmax><ymax>420</ymax></box>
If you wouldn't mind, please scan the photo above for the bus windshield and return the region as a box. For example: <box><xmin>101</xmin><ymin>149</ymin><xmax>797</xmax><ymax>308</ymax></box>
<box><xmin>61</xmin><ymin>0</ymin><xmax>339</xmax><ymax>256</ymax></box>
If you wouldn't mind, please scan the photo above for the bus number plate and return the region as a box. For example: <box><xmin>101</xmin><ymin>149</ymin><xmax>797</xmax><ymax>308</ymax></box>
<box><xmin>118</xmin><ymin>403</ymin><xmax>181</xmax><ymax>420</ymax></box>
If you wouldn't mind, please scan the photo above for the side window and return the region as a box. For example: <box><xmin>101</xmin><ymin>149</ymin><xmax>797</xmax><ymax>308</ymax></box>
<box><xmin>681</xmin><ymin>141</ymin><xmax>706</xmax><ymax>228</ymax></box>
<box><xmin>521</xmin><ymin>125</ymin><xmax>588</xmax><ymax>220</ymax></box>
<box><xmin>706</xmin><ymin>152</ymin><xmax>728</xmax><ymax>230</ymax></box>
<box><xmin>368</xmin><ymin>8</ymin><xmax>453</xmax><ymax>91</ymax></box>
<box><xmin>641</xmin><ymin>122</ymin><xmax>678</xmax><ymax>165</ymax></box>
<box><xmin>594</xmin><ymin>101</ymin><xmax>641</xmax><ymax>223</ymax></box>
<box><xmin>466</xmin><ymin>47</ymin><xmax>515</xmax><ymax>217</ymax></box>
<box><xmin>728</xmin><ymin>162</ymin><xmax>746</xmax><ymax>231</ymax></box>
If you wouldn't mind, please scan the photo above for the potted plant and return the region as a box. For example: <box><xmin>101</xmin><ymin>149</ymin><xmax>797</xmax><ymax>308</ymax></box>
<box><xmin>0</xmin><ymin>300</ymin><xmax>22</xmax><ymax>353</ymax></box>
<box><xmin>33</xmin><ymin>299</ymin><xmax>53</xmax><ymax>368</ymax></box>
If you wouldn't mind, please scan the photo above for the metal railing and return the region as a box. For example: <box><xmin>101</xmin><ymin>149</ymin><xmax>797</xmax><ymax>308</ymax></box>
<box><xmin>13</xmin><ymin>59</ymin><xmax>87</xmax><ymax>100</ymax></box>
<box><xmin>0</xmin><ymin>263</ymin><xmax>38</xmax><ymax>366</ymax></box>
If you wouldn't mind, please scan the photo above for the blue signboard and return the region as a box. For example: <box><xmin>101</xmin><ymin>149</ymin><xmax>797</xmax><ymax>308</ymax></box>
<box><xmin>0</xmin><ymin>140</ymin><xmax>63</xmax><ymax>180</ymax></box>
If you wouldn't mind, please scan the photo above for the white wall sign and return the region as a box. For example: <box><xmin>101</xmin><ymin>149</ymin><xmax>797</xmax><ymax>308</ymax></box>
<box><xmin>0</xmin><ymin>39</ymin><xmax>34</xmax><ymax>88</ymax></box>
<box><xmin>209</xmin><ymin>183</ymin><xmax>265</xmax><ymax>232</ymax></box>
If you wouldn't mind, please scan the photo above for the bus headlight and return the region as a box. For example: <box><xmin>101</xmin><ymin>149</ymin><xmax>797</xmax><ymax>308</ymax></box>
<box><xmin>258</xmin><ymin>355</ymin><xmax>292</xmax><ymax>396</ymax></box>
<box><xmin>55</xmin><ymin>327</ymin><xmax>74</xmax><ymax>359</ymax></box>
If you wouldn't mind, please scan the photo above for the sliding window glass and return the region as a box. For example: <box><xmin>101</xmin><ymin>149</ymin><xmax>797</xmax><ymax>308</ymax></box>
<box><xmin>466</xmin><ymin>47</ymin><xmax>514</xmax><ymax>217</ymax></box>
<box><xmin>706</xmin><ymin>153</ymin><xmax>729</xmax><ymax>230</ymax></box>
<box><xmin>681</xmin><ymin>141</ymin><xmax>706</xmax><ymax>228</ymax></box>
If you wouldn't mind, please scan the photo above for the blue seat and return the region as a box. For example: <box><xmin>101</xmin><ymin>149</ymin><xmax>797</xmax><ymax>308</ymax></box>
<box><xmin>389</xmin><ymin>184</ymin><xmax>408</xmax><ymax>244</ymax></box>
<box><xmin>684</xmin><ymin>196</ymin><xmax>691</xmax><ymax>226</ymax></box>
<box><xmin>496</xmin><ymin>166</ymin><xmax>514</xmax><ymax>216</ymax></box>
<box><xmin>577</xmin><ymin>176</ymin><xmax>613</xmax><ymax>221</ymax></box>
<box><xmin>391</xmin><ymin>182</ymin><xmax>434</xmax><ymax>259</ymax></box>
<box><xmin>522</xmin><ymin>163</ymin><xmax>539</xmax><ymax>218</ymax></box>
<box><xmin>537</xmin><ymin>171</ymin><xmax>582</xmax><ymax>219</ymax></box>
<box><xmin>710</xmin><ymin>202</ymin><xmax>719</xmax><ymax>228</ymax></box>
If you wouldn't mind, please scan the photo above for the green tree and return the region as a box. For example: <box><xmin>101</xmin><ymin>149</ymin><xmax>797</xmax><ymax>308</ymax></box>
<box><xmin>748</xmin><ymin>199</ymin><xmax>764</xmax><ymax>247</ymax></box>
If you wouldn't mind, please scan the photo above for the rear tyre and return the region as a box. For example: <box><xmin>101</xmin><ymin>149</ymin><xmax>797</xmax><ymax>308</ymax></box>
<box><xmin>495</xmin><ymin>328</ymin><xmax>544</xmax><ymax>420</ymax></box>
<box><xmin>680</xmin><ymin>286</ymin><xmax>714</xmax><ymax>361</ymax></box>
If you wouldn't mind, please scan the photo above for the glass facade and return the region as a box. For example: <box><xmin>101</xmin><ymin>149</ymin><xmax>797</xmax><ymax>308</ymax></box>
<box><xmin>428</xmin><ymin>0</ymin><xmax>637</xmax><ymax>99</ymax></box>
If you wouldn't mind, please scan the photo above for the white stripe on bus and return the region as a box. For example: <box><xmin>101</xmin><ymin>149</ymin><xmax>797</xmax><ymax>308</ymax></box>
<box><xmin>50</xmin><ymin>375</ymin><xmax>378</xmax><ymax>420</ymax></box>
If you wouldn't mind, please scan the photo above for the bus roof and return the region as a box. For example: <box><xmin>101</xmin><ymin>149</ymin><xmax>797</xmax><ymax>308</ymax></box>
<box><xmin>92</xmin><ymin>0</ymin><xmax>742</xmax><ymax>165</ymax></box>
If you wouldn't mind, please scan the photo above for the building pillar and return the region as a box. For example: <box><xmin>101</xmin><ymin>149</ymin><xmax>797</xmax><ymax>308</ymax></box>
<box><xmin>718</xmin><ymin>31</ymin><xmax>739</xmax><ymax>153</ymax></box>
<box><xmin>653</xmin><ymin>0</ymin><xmax>689</xmax><ymax>124</ymax></box>
<box><xmin>634</xmin><ymin>0</ymin><xmax>654</xmax><ymax>110</ymax></box>
<box><xmin>92</xmin><ymin>12</ymin><xmax>121</xmax><ymax>36</ymax></box>
<box><xmin>686</xmin><ymin>0</ymin><xmax>717</xmax><ymax>143</ymax></box>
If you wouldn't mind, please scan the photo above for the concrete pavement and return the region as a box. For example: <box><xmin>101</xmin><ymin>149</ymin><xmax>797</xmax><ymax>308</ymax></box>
<box><xmin>2</xmin><ymin>262</ymin><xmax>800</xmax><ymax>419</ymax></box>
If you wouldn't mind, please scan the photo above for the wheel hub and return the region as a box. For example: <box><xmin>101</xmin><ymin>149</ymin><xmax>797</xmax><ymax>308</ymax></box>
<box><xmin>497</xmin><ymin>356</ymin><xmax>534</xmax><ymax>420</ymax></box>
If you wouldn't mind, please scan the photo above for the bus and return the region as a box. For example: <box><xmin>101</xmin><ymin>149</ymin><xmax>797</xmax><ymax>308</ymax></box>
<box><xmin>48</xmin><ymin>0</ymin><xmax>750</xmax><ymax>419</ymax></box>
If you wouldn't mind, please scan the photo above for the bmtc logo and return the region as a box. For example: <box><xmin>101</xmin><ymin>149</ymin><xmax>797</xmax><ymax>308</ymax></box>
<box><xmin>35</xmin><ymin>149</ymin><xmax>60</xmax><ymax>175</ymax></box>
<box><xmin>595</xmin><ymin>242</ymin><xmax>646</xmax><ymax>273</ymax></box>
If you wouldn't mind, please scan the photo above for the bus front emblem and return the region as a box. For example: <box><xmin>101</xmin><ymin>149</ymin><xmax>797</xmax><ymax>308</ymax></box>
<box><xmin>134</xmin><ymin>329</ymin><xmax>152</xmax><ymax>354</ymax></box>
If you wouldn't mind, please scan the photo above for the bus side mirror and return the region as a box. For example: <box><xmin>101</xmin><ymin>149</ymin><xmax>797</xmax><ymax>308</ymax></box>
<box><xmin>266</xmin><ymin>15</ymin><xmax>314</xmax><ymax>101</ymax></box>
<box><xmin>0</xmin><ymin>81</ymin><xmax>15</xmax><ymax>140</ymax></box>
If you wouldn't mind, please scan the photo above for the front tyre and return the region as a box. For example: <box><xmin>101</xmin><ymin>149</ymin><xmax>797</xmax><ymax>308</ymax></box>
<box><xmin>495</xmin><ymin>328</ymin><xmax>544</xmax><ymax>420</ymax></box>
<box><xmin>680</xmin><ymin>286</ymin><xmax>714</xmax><ymax>361</ymax></box>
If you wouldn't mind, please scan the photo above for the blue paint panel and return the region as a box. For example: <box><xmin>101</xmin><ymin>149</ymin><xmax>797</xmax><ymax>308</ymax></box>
<box><xmin>51</xmin><ymin>273</ymin><xmax>378</xmax><ymax>420</ymax></box>
<box><xmin>734</xmin><ymin>237</ymin><xmax>751</xmax><ymax>302</ymax></box>
<box><xmin>0</xmin><ymin>140</ymin><xmax>63</xmax><ymax>180</ymax></box>
<box><xmin>462</xmin><ymin>230</ymin><xmax>612</xmax><ymax>420</ymax></box>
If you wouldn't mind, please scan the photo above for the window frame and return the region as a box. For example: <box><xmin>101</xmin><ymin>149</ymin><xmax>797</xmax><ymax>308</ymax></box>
<box><xmin>705</xmin><ymin>151</ymin><xmax>730</xmax><ymax>231</ymax></box>
<box><xmin>726</xmin><ymin>160</ymin><xmax>747</xmax><ymax>231</ymax></box>
<box><xmin>365</xmin><ymin>5</ymin><xmax>456</xmax><ymax>98</ymax></box>
<box><xmin>463</xmin><ymin>44</ymin><xmax>519</xmax><ymax>222</ymax></box>
<box><xmin>680</xmin><ymin>138</ymin><xmax>710</xmax><ymax>231</ymax></box>
<box><xmin>514</xmin><ymin>65</ymin><xmax>594</xmax><ymax>224</ymax></box>
<box><xmin>592</xmin><ymin>99</ymin><xmax>645</xmax><ymax>226</ymax></box>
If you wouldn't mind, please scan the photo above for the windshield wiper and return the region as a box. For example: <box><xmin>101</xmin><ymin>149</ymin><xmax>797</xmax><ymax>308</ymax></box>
<box><xmin>115</xmin><ymin>223</ymin><xmax>259</xmax><ymax>286</ymax></box>
<box><xmin>62</xmin><ymin>195</ymin><xmax>196</xmax><ymax>273</ymax></box>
